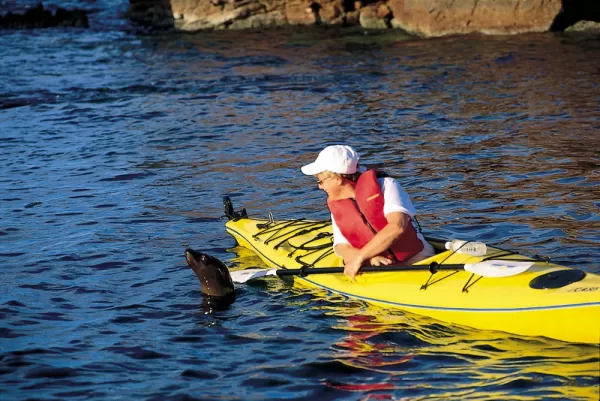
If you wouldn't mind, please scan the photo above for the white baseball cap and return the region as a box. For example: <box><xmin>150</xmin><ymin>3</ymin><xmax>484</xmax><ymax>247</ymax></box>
<box><xmin>301</xmin><ymin>145</ymin><xmax>360</xmax><ymax>175</ymax></box>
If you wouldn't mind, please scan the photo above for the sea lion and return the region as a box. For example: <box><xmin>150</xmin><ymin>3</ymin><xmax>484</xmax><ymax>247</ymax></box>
<box><xmin>185</xmin><ymin>248</ymin><xmax>235</xmax><ymax>310</ymax></box>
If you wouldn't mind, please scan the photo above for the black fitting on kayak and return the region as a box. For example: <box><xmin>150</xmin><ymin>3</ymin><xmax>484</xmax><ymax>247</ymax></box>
<box><xmin>223</xmin><ymin>196</ymin><xmax>247</xmax><ymax>221</ymax></box>
<box><xmin>420</xmin><ymin>262</ymin><xmax>440</xmax><ymax>290</ymax></box>
<box><xmin>533</xmin><ymin>254</ymin><xmax>551</xmax><ymax>264</ymax></box>
<box><xmin>529</xmin><ymin>269</ymin><xmax>586</xmax><ymax>289</ymax></box>
<box><xmin>299</xmin><ymin>265</ymin><xmax>310</xmax><ymax>277</ymax></box>
<box><xmin>428</xmin><ymin>262</ymin><xmax>439</xmax><ymax>274</ymax></box>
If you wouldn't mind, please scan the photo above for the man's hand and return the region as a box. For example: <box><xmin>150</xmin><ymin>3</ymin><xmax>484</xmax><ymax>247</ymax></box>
<box><xmin>368</xmin><ymin>255</ymin><xmax>393</xmax><ymax>266</ymax></box>
<box><xmin>343</xmin><ymin>256</ymin><xmax>364</xmax><ymax>280</ymax></box>
<box><xmin>334</xmin><ymin>244</ymin><xmax>364</xmax><ymax>280</ymax></box>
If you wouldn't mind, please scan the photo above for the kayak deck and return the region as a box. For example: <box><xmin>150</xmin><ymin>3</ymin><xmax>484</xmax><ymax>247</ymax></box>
<box><xmin>223</xmin><ymin>200</ymin><xmax>600</xmax><ymax>344</ymax></box>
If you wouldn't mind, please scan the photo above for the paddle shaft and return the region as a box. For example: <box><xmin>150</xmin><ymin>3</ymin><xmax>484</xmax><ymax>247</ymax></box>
<box><xmin>275</xmin><ymin>262</ymin><xmax>463</xmax><ymax>277</ymax></box>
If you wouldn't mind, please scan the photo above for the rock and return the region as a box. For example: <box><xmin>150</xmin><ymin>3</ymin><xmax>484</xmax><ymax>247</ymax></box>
<box><xmin>0</xmin><ymin>3</ymin><xmax>89</xmax><ymax>30</ymax></box>
<box><xmin>387</xmin><ymin>0</ymin><xmax>562</xmax><ymax>37</ymax></box>
<box><xmin>550</xmin><ymin>0</ymin><xmax>600</xmax><ymax>31</ymax></box>
<box><xmin>359</xmin><ymin>3</ymin><xmax>392</xmax><ymax>30</ymax></box>
<box><xmin>345</xmin><ymin>10</ymin><xmax>360</xmax><ymax>26</ymax></box>
<box><xmin>127</xmin><ymin>0</ymin><xmax>600</xmax><ymax>37</ymax></box>
<box><xmin>128</xmin><ymin>0</ymin><xmax>174</xmax><ymax>29</ymax></box>
<box><xmin>565</xmin><ymin>20</ymin><xmax>600</xmax><ymax>32</ymax></box>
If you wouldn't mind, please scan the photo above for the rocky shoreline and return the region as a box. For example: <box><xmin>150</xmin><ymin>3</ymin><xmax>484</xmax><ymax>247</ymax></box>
<box><xmin>0</xmin><ymin>4</ymin><xmax>88</xmax><ymax>30</ymax></box>
<box><xmin>128</xmin><ymin>0</ymin><xmax>600</xmax><ymax>37</ymax></box>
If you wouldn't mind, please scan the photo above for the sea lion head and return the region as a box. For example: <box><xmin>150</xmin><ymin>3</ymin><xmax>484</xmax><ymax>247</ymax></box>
<box><xmin>185</xmin><ymin>248</ymin><xmax>235</xmax><ymax>298</ymax></box>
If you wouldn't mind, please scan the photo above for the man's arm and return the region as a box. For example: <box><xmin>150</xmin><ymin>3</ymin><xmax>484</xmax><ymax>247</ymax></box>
<box><xmin>342</xmin><ymin>211</ymin><xmax>411</xmax><ymax>279</ymax></box>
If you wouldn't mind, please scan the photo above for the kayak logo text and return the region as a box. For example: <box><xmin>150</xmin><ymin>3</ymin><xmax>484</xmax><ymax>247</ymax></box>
<box><xmin>568</xmin><ymin>286</ymin><xmax>599</xmax><ymax>292</ymax></box>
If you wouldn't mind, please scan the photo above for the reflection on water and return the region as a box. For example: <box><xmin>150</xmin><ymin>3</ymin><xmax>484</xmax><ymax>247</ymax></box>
<box><xmin>323</xmin><ymin>304</ymin><xmax>599</xmax><ymax>400</ymax></box>
<box><xmin>1</xmin><ymin>22</ymin><xmax>599</xmax><ymax>401</ymax></box>
<box><xmin>229</xmin><ymin>246</ymin><xmax>599</xmax><ymax>400</ymax></box>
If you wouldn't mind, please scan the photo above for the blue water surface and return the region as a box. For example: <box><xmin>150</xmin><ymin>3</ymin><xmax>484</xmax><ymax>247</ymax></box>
<box><xmin>1</xmin><ymin>1</ymin><xmax>599</xmax><ymax>400</ymax></box>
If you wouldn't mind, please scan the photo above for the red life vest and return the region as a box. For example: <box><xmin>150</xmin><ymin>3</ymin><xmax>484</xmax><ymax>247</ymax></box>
<box><xmin>327</xmin><ymin>170</ymin><xmax>424</xmax><ymax>262</ymax></box>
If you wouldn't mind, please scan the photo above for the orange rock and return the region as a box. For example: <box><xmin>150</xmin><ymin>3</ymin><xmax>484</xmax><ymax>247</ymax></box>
<box><xmin>126</xmin><ymin>0</ymin><xmax>586</xmax><ymax>36</ymax></box>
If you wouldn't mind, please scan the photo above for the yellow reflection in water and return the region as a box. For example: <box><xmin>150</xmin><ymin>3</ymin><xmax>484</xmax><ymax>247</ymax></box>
<box><xmin>228</xmin><ymin>246</ymin><xmax>599</xmax><ymax>400</ymax></box>
<box><xmin>326</xmin><ymin>303</ymin><xmax>599</xmax><ymax>400</ymax></box>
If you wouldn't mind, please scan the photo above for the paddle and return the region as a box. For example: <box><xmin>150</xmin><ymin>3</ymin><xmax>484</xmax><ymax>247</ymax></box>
<box><xmin>229</xmin><ymin>260</ymin><xmax>534</xmax><ymax>283</ymax></box>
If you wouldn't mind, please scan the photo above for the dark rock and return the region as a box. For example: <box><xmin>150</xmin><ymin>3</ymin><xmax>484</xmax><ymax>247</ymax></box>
<box><xmin>0</xmin><ymin>3</ymin><xmax>89</xmax><ymax>30</ymax></box>
<box><xmin>550</xmin><ymin>0</ymin><xmax>600</xmax><ymax>31</ymax></box>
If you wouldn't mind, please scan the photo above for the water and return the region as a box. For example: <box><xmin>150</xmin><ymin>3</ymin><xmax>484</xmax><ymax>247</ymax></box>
<box><xmin>1</xmin><ymin>1</ymin><xmax>599</xmax><ymax>400</ymax></box>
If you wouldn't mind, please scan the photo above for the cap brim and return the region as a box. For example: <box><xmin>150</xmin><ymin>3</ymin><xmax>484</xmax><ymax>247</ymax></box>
<box><xmin>301</xmin><ymin>162</ymin><xmax>325</xmax><ymax>176</ymax></box>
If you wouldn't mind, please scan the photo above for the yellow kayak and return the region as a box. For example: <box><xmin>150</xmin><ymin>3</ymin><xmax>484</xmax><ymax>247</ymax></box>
<box><xmin>223</xmin><ymin>197</ymin><xmax>600</xmax><ymax>344</ymax></box>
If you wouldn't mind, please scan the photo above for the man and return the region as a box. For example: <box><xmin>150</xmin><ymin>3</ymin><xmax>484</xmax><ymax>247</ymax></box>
<box><xmin>301</xmin><ymin>145</ymin><xmax>434</xmax><ymax>279</ymax></box>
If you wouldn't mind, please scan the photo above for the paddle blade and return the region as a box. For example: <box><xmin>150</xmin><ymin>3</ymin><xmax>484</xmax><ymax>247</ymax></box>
<box><xmin>230</xmin><ymin>268</ymin><xmax>278</xmax><ymax>283</ymax></box>
<box><xmin>465</xmin><ymin>260</ymin><xmax>534</xmax><ymax>277</ymax></box>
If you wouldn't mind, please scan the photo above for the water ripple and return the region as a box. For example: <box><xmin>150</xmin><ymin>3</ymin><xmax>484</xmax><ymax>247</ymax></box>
<box><xmin>0</xmin><ymin>19</ymin><xmax>598</xmax><ymax>401</ymax></box>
